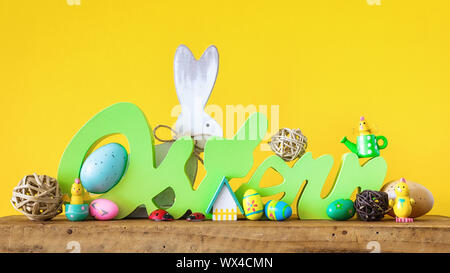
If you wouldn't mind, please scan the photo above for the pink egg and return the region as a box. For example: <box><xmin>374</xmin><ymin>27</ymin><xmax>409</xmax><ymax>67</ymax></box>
<box><xmin>89</xmin><ymin>199</ymin><xmax>119</xmax><ymax>220</ymax></box>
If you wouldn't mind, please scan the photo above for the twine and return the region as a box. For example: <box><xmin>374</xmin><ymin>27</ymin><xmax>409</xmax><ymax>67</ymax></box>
<box><xmin>269</xmin><ymin>128</ymin><xmax>308</xmax><ymax>162</ymax></box>
<box><xmin>355</xmin><ymin>190</ymin><xmax>390</xmax><ymax>221</ymax></box>
<box><xmin>153</xmin><ymin>124</ymin><xmax>208</xmax><ymax>165</ymax></box>
<box><xmin>10</xmin><ymin>173</ymin><xmax>63</xmax><ymax>221</ymax></box>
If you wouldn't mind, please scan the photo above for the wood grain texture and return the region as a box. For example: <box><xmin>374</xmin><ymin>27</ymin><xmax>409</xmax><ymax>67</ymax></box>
<box><xmin>0</xmin><ymin>215</ymin><xmax>448</xmax><ymax>253</ymax></box>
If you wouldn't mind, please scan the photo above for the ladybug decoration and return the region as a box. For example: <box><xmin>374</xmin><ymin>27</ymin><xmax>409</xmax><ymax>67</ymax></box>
<box><xmin>186</xmin><ymin>212</ymin><xmax>205</xmax><ymax>222</ymax></box>
<box><xmin>149</xmin><ymin>209</ymin><xmax>174</xmax><ymax>221</ymax></box>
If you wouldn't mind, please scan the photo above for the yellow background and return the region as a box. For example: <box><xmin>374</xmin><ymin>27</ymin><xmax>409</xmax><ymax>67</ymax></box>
<box><xmin>1</xmin><ymin>0</ymin><xmax>449</xmax><ymax>217</ymax></box>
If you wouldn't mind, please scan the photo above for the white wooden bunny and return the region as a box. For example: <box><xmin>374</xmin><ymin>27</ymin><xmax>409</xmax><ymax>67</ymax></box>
<box><xmin>173</xmin><ymin>44</ymin><xmax>223</xmax><ymax>149</ymax></box>
<box><xmin>127</xmin><ymin>45</ymin><xmax>223</xmax><ymax>218</ymax></box>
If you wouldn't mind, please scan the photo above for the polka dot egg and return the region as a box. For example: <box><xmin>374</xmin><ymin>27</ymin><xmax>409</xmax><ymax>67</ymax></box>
<box><xmin>326</xmin><ymin>199</ymin><xmax>355</xmax><ymax>220</ymax></box>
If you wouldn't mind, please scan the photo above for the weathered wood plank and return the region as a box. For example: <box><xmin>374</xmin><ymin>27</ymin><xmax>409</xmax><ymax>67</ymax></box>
<box><xmin>0</xmin><ymin>215</ymin><xmax>448</xmax><ymax>253</ymax></box>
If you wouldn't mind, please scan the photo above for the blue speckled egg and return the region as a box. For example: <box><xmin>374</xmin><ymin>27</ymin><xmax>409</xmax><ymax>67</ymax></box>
<box><xmin>326</xmin><ymin>199</ymin><xmax>355</xmax><ymax>221</ymax></box>
<box><xmin>80</xmin><ymin>143</ymin><xmax>127</xmax><ymax>194</ymax></box>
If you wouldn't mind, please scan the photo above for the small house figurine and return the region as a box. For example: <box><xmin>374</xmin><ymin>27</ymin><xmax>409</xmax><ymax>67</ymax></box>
<box><xmin>206</xmin><ymin>177</ymin><xmax>244</xmax><ymax>221</ymax></box>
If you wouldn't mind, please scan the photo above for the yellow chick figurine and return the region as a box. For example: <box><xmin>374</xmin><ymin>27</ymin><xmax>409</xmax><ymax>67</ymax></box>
<box><xmin>359</xmin><ymin>116</ymin><xmax>372</xmax><ymax>135</ymax></box>
<box><xmin>63</xmin><ymin>178</ymin><xmax>91</xmax><ymax>205</ymax></box>
<box><xmin>389</xmin><ymin>178</ymin><xmax>415</xmax><ymax>223</ymax></box>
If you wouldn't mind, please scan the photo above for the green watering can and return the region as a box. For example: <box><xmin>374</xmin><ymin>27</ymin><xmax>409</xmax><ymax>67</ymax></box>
<box><xmin>340</xmin><ymin>116</ymin><xmax>388</xmax><ymax>158</ymax></box>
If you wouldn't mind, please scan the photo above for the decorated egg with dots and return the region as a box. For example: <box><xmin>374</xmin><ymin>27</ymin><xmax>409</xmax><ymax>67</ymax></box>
<box><xmin>80</xmin><ymin>143</ymin><xmax>128</xmax><ymax>194</ymax></box>
<box><xmin>89</xmin><ymin>199</ymin><xmax>119</xmax><ymax>220</ymax></box>
<box><xmin>264</xmin><ymin>200</ymin><xmax>292</xmax><ymax>221</ymax></box>
<box><xmin>242</xmin><ymin>189</ymin><xmax>264</xmax><ymax>220</ymax></box>
<box><xmin>326</xmin><ymin>199</ymin><xmax>355</xmax><ymax>220</ymax></box>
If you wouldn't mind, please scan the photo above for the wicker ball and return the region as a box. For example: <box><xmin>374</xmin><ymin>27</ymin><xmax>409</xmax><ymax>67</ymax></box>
<box><xmin>11</xmin><ymin>173</ymin><xmax>63</xmax><ymax>221</ymax></box>
<box><xmin>355</xmin><ymin>190</ymin><xmax>390</xmax><ymax>221</ymax></box>
<box><xmin>269</xmin><ymin>128</ymin><xmax>307</xmax><ymax>161</ymax></box>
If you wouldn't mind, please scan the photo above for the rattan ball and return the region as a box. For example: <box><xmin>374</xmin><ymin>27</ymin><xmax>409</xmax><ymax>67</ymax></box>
<box><xmin>269</xmin><ymin>128</ymin><xmax>308</xmax><ymax>161</ymax></box>
<box><xmin>11</xmin><ymin>173</ymin><xmax>63</xmax><ymax>221</ymax></box>
<box><xmin>354</xmin><ymin>190</ymin><xmax>390</xmax><ymax>221</ymax></box>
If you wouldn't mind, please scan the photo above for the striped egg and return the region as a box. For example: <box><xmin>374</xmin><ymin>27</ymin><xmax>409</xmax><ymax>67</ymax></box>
<box><xmin>264</xmin><ymin>200</ymin><xmax>292</xmax><ymax>221</ymax></box>
<box><xmin>242</xmin><ymin>189</ymin><xmax>264</xmax><ymax>220</ymax></box>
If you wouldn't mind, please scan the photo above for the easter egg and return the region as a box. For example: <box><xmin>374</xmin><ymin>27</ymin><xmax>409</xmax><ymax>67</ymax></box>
<box><xmin>264</xmin><ymin>200</ymin><xmax>292</xmax><ymax>221</ymax></box>
<box><xmin>89</xmin><ymin>199</ymin><xmax>119</xmax><ymax>220</ymax></box>
<box><xmin>242</xmin><ymin>189</ymin><xmax>264</xmax><ymax>220</ymax></box>
<box><xmin>381</xmin><ymin>179</ymin><xmax>434</xmax><ymax>218</ymax></box>
<box><xmin>80</xmin><ymin>143</ymin><xmax>128</xmax><ymax>194</ymax></box>
<box><xmin>326</xmin><ymin>199</ymin><xmax>355</xmax><ymax>220</ymax></box>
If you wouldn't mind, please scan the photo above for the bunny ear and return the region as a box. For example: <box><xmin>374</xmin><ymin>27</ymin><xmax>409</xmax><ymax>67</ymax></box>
<box><xmin>174</xmin><ymin>45</ymin><xmax>219</xmax><ymax>110</ymax></box>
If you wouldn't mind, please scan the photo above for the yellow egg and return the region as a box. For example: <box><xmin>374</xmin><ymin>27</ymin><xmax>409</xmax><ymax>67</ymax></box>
<box><xmin>242</xmin><ymin>189</ymin><xmax>264</xmax><ymax>220</ymax></box>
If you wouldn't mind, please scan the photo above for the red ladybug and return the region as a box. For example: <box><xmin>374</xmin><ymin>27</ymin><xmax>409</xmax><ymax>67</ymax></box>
<box><xmin>149</xmin><ymin>209</ymin><xmax>174</xmax><ymax>221</ymax></box>
<box><xmin>186</xmin><ymin>212</ymin><xmax>205</xmax><ymax>222</ymax></box>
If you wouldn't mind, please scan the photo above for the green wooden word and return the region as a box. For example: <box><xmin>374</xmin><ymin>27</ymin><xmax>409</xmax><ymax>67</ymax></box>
<box><xmin>58</xmin><ymin>102</ymin><xmax>387</xmax><ymax>220</ymax></box>
<box><xmin>235</xmin><ymin>152</ymin><xmax>387</xmax><ymax>219</ymax></box>
<box><xmin>57</xmin><ymin>102</ymin><xmax>267</xmax><ymax>219</ymax></box>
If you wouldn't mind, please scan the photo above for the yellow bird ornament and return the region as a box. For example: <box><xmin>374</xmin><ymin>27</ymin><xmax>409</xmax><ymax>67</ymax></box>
<box><xmin>389</xmin><ymin>178</ymin><xmax>415</xmax><ymax>223</ymax></box>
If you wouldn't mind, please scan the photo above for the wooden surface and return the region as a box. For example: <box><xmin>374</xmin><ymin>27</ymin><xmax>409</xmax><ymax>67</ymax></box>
<box><xmin>0</xmin><ymin>215</ymin><xmax>449</xmax><ymax>253</ymax></box>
